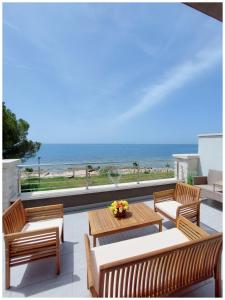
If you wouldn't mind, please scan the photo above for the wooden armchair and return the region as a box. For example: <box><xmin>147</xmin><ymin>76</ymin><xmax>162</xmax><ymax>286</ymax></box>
<box><xmin>153</xmin><ymin>182</ymin><xmax>200</xmax><ymax>225</ymax></box>
<box><xmin>3</xmin><ymin>199</ymin><xmax>64</xmax><ymax>289</ymax></box>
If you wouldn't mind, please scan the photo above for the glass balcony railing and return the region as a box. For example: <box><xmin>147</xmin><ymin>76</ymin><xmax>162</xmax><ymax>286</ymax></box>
<box><xmin>18</xmin><ymin>160</ymin><xmax>175</xmax><ymax>193</ymax></box>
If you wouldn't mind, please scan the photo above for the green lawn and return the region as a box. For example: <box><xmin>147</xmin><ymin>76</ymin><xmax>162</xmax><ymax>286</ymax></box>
<box><xmin>21</xmin><ymin>170</ymin><xmax>174</xmax><ymax>192</ymax></box>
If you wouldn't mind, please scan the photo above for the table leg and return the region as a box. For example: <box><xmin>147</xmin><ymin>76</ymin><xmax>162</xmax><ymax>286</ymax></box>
<box><xmin>89</xmin><ymin>222</ymin><xmax>91</xmax><ymax>235</ymax></box>
<box><xmin>159</xmin><ymin>222</ymin><xmax>162</xmax><ymax>232</ymax></box>
<box><xmin>93</xmin><ymin>237</ymin><xmax>97</xmax><ymax>247</ymax></box>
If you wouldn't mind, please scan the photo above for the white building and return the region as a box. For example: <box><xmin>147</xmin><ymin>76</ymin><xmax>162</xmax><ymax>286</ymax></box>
<box><xmin>173</xmin><ymin>133</ymin><xmax>223</xmax><ymax>182</ymax></box>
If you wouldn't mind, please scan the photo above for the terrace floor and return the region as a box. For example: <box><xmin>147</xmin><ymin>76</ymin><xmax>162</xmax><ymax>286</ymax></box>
<box><xmin>2</xmin><ymin>197</ymin><xmax>223</xmax><ymax>298</ymax></box>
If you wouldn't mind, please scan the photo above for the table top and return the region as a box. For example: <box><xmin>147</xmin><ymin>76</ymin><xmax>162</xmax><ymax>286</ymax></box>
<box><xmin>213</xmin><ymin>181</ymin><xmax>223</xmax><ymax>187</ymax></box>
<box><xmin>88</xmin><ymin>202</ymin><xmax>163</xmax><ymax>236</ymax></box>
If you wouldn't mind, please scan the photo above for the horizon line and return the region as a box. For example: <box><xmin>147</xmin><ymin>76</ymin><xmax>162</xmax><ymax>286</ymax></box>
<box><xmin>36</xmin><ymin>142</ymin><xmax>198</xmax><ymax>145</ymax></box>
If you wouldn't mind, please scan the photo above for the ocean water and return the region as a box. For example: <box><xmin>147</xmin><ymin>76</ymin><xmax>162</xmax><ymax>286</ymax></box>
<box><xmin>23</xmin><ymin>144</ymin><xmax>198</xmax><ymax>167</ymax></box>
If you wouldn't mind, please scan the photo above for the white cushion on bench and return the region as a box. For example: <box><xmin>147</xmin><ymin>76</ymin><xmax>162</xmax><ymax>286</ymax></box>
<box><xmin>22</xmin><ymin>218</ymin><xmax>63</xmax><ymax>238</ymax></box>
<box><xmin>91</xmin><ymin>228</ymin><xmax>189</xmax><ymax>292</ymax></box>
<box><xmin>155</xmin><ymin>200</ymin><xmax>182</xmax><ymax>219</ymax></box>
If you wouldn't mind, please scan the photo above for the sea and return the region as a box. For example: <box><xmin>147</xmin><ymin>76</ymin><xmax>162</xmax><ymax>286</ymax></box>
<box><xmin>22</xmin><ymin>144</ymin><xmax>198</xmax><ymax>169</ymax></box>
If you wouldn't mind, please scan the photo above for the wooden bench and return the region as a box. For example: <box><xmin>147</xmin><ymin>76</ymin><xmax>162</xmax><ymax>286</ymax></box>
<box><xmin>153</xmin><ymin>182</ymin><xmax>200</xmax><ymax>225</ymax></box>
<box><xmin>3</xmin><ymin>199</ymin><xmax>64</xmax><ymax>289</ymax></box>
<box><xmin>84</xmin><ymin>216</ymin><xmax>222</xmax><ymax>297</ymax></box>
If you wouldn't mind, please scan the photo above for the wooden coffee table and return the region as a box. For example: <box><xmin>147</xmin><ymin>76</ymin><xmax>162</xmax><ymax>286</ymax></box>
<box><xmin>88</xmin><ymin>202</ymin><xmax>163</xmax><ymax>247</ymax></box>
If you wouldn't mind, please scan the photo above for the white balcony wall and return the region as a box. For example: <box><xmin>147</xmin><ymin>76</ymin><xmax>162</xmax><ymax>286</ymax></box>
<box><xmin>173</xmin><ymin>133</ymin><xmax>223</xmax><ymax>181</ymax></box>
<box><xmin>2</xmin><ymin>159</ymin><xmax>21</xmax><ymax>211</ymax></box>
<box><xmin>198</xmin><ymin>134</ymin><xmax>223</xmax><ymax>176</ymax></box>
<box><xmin>173</xmin><ymin>154</ymin><xmax>199</xmax><ymax>182</ymax></box>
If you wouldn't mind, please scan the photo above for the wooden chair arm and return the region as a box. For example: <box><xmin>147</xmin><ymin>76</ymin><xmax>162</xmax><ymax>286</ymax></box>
<box><xmin>153</xmin><ymin>189</ymin><xmax>175</xmax><ymax>204</ymax></box>
<box><xmin>4</xmin><ymin>227</ymin><xmax>59</xmax><ymax>242</ymax></box>
<box><xmin>24</xmin><ymin>204</ymin><xmax>64</xmax><ymax>222</ymax></box>
<box><xmin>176</xmin><ymin>201</ymin><xmax>200</xmax><ymax>219</ymax></box>
<box><xmin>4</xmin><ymin>227</ymin><xmax>60</xmax><ymax>270</ymax></box>
<box><xmin>193</xmin><ymin>176</ymin><xmax>208</xmax><ymax>185</ymax></box>
<box><xmin>178</xmin><ymin>201</ymin><xmax>200</xmax><ymax>209</ymax></box>
<box><xmin>177</xmin><ymin>216</ymin><xmax>208</xmax><ymax>240</ymax></box>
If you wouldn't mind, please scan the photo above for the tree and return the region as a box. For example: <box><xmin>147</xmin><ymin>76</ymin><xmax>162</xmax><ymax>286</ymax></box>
<box><xmin>165</xmin><ymin>163</ymin><xmax>170</xmax><ymax>172</ymax></box>
<box><xmin>3</xmin><ymin>102</ymin><xmax>41</xmax><ymax>160</ymax></box>
<box><xmin>133</xmin><ymin>161</ymin><xmax>139</xmax><ymax>173</ymax></box>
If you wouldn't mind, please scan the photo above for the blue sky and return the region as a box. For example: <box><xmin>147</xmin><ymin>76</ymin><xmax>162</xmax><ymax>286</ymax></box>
<box><xmin>3</xmin><ymin>3</ymin><xmax>222</xmax><ymax>144</ymax></box>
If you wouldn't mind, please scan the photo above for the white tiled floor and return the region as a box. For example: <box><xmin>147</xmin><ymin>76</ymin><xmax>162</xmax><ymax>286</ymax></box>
<box><xmin>2</xmin><ymin>198</ymin><xmax>223</xmax><ymax>298</ymax></box>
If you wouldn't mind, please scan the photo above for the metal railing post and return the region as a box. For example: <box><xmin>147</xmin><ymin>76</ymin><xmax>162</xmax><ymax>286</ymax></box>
<box><xmin>38</xmin><ymin>157</ymin><xmax>41</xmax><ymax>185</ymax></box>
<box><xmin>86</xmin><ymin>167</ymin><xmax>89</xmax><ymax>189</ymax></box>
<box><xmin>115</xmin><ymin>167</ymin><xmax>119</xmax><ymax>187</ymax></box>
<box><xmin>18</xmin><ymin>167</ymin><xmax>21</xmax><ymax>195</ymax></box>
<box><xmin>137</xmin><ymin>162</ymin><xmax>140</xmax><ymax>184</ymax></box>
<box><xmin>176</xmin><ymin>161</ymin><xmax>179</xmax><ymax>180</ymax></box>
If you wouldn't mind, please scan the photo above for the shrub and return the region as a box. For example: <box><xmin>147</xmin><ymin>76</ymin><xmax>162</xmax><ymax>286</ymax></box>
<box><xmin>133</xmin><ymin>161</ymin><xmax>139</xmax><ymax>168</ymax></box>
<box><xmin>99</xmin><ymin>166</ymin><xmax>111</xmax><ymax>176</ymax></box>
<box><xmin>21</xmin><ymin>180</ymin><xmax>39</xmax><ymax>192</ymax></box>
<box><xmin>99</xmin><ymin>166</ymin><xmax>119</xmax><ymax>177</ymax></box>
<box><xmin>25</xmin><ymin>167</ymin><xmax>33</xmax><ymax>173</ymax></box>
<box><xmin>187</xmin><ymin>171</ymin><xmax>197</xmax><ymax>185</ymax></box>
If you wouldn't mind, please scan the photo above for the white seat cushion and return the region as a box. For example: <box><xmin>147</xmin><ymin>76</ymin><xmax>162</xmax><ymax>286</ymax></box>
<box><xmin>196</xmin><ymin>184</ymin><xmax>222</xmax><ymax>192</ymax></box>
<box><xmin>155</xmin><ymin>200</ymin><xmax>182</xmax><ymax>219</ymax></box>
<box><xmin>196</xmin><ymin>185</ymin><xmax>223</xmax><ymax>202</ymax></box>
<box><xmin>91</xmin><ymin>228</ymin><xmax>189</xmax><ymax>293</ymax></box>
<box><xmin>22</xmin><ymin>218</ymin><xmax>63</xmax><ymax>239</ymax></box>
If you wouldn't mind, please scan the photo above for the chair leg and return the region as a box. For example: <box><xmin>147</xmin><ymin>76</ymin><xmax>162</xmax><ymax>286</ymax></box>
<box><xmin>5</xmin><ymin>260</ymin><xmax>10</xmax><ymax>289</ymax></box>
<box><xmin>61</xmin><ymin>227</ymin><xmax>64</xmax><ymax>243</ymax></box>
<box><xmin>87</xmin><ymin>271</ymin><xmax>89</xmax><ymax>289</ymax></box>
<box><xmin>215</xmin><ymin>278</ymin><xmax>222</xmax><ymax>297</ymax></box>
<box><xmin>197</xmin><ymin>218</ymin><xmax>200</xmax><ymax>227</ymax></box>
<box><xmin>5</xmin><ymin>246</ymin><xmax>10</xmax><ymax>289</ymax></box>
<box><xmin>215</xmin><ymin>256</ymin><xmax>222</xmax><ymax>297</ymax></box>
<box><xmin>197</xmin><ymin>207</ymin><xmax>200</xmax><ymax>226</ymax></box>
<box><xmin>56</xmin><ymin>247</ymin><xmax>61</xmax><ymax>275</ymax></box>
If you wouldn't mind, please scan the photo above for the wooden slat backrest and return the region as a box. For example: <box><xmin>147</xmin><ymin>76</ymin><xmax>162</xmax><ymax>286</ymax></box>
<box><xmin>175</xmin><ymin>182</ymin><xmax>200</xmax><ymax>205</ymax></box>
<box><xmin>3</xmin><ymin>200</ymin><xmax>26</xmax><ymax>234</ymax></box>
<box><xmin>24</xmin><ymin>204</ymin><xmax>63</xmax><ymax>222</ymax></box>
<box><xmin>98</xmin><ymin>233</ymin><xmax>222</xmax><ymax>297</ymax></box>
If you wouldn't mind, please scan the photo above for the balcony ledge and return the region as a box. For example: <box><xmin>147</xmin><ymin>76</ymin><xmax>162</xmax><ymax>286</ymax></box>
<box><xmin>172</xmin><ymin>153</ymin><xmax>199</xmax><ymax>160</ymax></box>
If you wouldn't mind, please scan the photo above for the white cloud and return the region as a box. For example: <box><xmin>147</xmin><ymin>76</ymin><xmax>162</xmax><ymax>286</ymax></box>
<box><xmin>116</xmin><ymin>46</ymin><xmax>221</xmax><ymax>123</ymax></box>
<box><xmin>3</xmin><ymin>20</ymin><xmax>20</xmax><ymax>32</ymax></box>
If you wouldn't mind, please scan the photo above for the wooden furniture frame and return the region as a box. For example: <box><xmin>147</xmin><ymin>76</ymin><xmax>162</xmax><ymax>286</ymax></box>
<box><xmin>3</xmin><ymin>199</ymin><xmax>64</xmax><ymax>289</ymax></box>
<box><xmin>84</xmin><ymin>216</ymin><xmax>222</xmax><ymax>297</ymax></box>
<box><xmin>153</xmin><ymin>182</ymin><xmax>200</xmax><ymax>225</ymax></box>
<box><xmin>88</xmin><ymin>203</ymin><xmax>163</xmax><ymax>247</ymax></box>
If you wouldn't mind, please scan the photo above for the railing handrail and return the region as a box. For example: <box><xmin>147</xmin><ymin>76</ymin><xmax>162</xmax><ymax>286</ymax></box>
<box><xmin>17</xmin><ymin>159</ymin><xmax>175</xmax><ymax>168</ymax></box>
